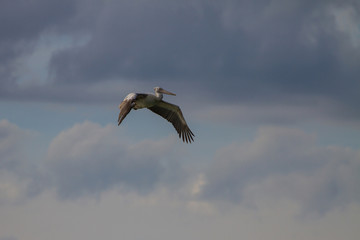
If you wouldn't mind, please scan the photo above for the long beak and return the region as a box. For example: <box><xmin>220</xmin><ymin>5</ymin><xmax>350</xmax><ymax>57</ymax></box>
<box><xmin>159</xmin><ymin>88</ymin><xmax>176</xmax><ymax>96</ymax></box>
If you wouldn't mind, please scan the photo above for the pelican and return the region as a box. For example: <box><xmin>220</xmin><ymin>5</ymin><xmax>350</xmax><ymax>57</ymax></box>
<box><xmin>118</xmin><ymin>87</ymin><xmax>195</xmax><ymax>143</ymax></box>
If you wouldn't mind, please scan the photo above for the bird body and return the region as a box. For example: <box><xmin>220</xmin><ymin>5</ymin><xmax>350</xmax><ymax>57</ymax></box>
<box><xmin>118</xmin><ymin>87</ymin><xmax>194</xmax><ymax>143</ymax></box>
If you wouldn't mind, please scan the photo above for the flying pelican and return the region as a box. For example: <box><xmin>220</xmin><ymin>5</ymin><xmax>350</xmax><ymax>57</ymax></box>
<box><xmin>118</xmin><ymin>87</ymin><xmax>195</xmax><ymax>143</ymax></box>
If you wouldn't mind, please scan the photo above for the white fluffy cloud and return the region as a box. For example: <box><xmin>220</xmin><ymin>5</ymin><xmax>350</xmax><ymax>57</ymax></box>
<box><xmin>45</xmin><ymin>121</ymin><xmax>185</xmax><ymax>199</ymax></box>
<box><xmin>2</xmin><ymin>119</ymin><xmax>359</xmax><ymax>216</ymax></box>
<box><xmin>0</xmin><ymin>119</ymin><xmax>36</xmax><ymax>203</ymax></box>
<box><xmin>200</xmin><ymin>126</ymin><xmax>360</xmax><ymax>215</ymax></box>
<box><xmin>0</xmin><ymin>119</ymin><xmax>188</xmax><ymax>202</ymax></box>
<box><xmin>1</xmin><ymin>119</ymin><xmax>360</xmax><ymax>240</ymax></box>
<box><xmin>0</xmin><ymin>119</ymin><xmax>29</xmax><ymax>171</ymax></box>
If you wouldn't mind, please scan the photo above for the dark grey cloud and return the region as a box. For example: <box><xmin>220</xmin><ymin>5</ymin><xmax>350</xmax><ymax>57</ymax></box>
<box><xmin>0</xmin><ymin>0</ymin><xmax>73</xmax><ymax>40</ymax></box>
<box><xmin>0</xmin><ymin>0</ymin><xmax>101</xmax><ymax>92</ymax></box>
<box><xmin>0</xmin><ymin>0</ymin><xmax>102</xmax><ymax>49</ymax></box>
<box><xmin>199</xmin><ymin>127</ymin><xmax>360</xmax><ymax>215</ymax></box>
<box><xmin>48</xmin><ymin>0</ymin><xmax>360</xmax><ymax>95</ymax></box>
<box><xmin>1</xmin><ymin>0</ymin><xmax>360</xmax><ymax>123</ymax></box>
<box><xmin>0</xmin><ymin>0</ymin><xmax>73</xmax><ymax>78</ymax></box>
<box><xmin>49</xmin><ymin>0</ymin><xmax>225</xmax><ymax>82</ymax></box>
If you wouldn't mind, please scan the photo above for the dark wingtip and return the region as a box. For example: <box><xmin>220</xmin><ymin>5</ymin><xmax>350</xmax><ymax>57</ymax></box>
<box><xmin>179</xmin><ymin>127</ymin><xmax>195</xmax><ymax>144</ymax></box>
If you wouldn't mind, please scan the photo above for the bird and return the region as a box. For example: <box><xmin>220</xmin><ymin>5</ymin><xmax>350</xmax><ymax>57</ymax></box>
<box><xmin>118</xmin><ymin>87</ymin><xmax>195</xmax><ymax>143</ymax></box>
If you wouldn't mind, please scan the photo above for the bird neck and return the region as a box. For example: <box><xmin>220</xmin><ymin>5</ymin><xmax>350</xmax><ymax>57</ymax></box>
<box><xmin>155</xmin><ymin>92</ymin><xmax>163</xmax><ymax>100</ymax></box>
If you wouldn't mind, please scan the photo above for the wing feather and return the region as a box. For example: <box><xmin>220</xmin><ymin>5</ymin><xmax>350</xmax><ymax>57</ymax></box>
<box><xmin>148</xmin><ymin>100</ymin><xmax>195</xmax><ymax>143</ymax></box>
<box><xmin>118</xmin><ymin>99</ymin><xmax>133</xmax><ymax>125</ymax></box>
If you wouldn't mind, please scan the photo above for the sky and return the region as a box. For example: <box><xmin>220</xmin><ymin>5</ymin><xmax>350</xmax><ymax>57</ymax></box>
<box><xmin>1</xmin><ymin>0</ymin><xmax>360</xmax><ymax>239</ymax></box>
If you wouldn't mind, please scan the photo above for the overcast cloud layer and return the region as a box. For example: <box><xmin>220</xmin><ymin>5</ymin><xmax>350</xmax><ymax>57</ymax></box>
<box><xmin>1</xmin><ymin>1</ymin><xmax>360</xmax><ymax>240</ymax></box>
<box><xmin>1</xmin><ymin>0</ymin><xmax>360</xmax><ymax>123</ymax></box>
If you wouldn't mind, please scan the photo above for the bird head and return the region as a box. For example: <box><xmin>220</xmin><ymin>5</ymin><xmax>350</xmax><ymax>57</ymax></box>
<box><xmin>154</xmin><ymin>87</ymin><xmax>176</xmax><ymax>96</ymax></box>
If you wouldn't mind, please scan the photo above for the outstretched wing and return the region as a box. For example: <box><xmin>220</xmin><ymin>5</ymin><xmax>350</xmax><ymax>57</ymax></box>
<box><xmin>148</xmin><ymin>100</ymin><xmax>195</xmax><ymax>143</ymax></box>
<box><xmin>118</xmin><ymin>99</ymin><xmax>133</xmax><ymax>125</ymax></box>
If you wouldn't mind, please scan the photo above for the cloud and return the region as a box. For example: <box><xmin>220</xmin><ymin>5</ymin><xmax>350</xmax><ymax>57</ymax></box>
<box><xmin>1</xmin><ymin>119</ymin><xmax>359</xmax><ymax>216</ymax></box>
<box><xmin>0</xmin><ymin>237</ymin><xmax>17</xmax><ymax>240</ymax></box>
<box><xmin>0</xmin><ymin>119</ymin><xmax>39</xmax><ymax>203</ymax></box>
<box><xmin>0</xmin><ymin>120</ymin><xmax>28</xmax><ymax>171</ymax></box>
<box><xmin>1</xmin><ymin>0</ymin><xmax>359</xmax><ymax>125</ymax></box>
<box><xmin>0</xmin><ymin>0</ymin><xmax>76</xmax><ymax>88</ymax></box>
<box><xmin>48</xmin><ymin>0</ymin><xmax>360</xmax><ymax>94</ymax></box>
<box><xmin>44</xmin><ymin>121</ymin><xmax>186</xmax><ymax>199</ymax></box>
<box><xmin>193</xmin><ymin>96</ymin><xmax>353</xmax><ymax>125</ymax></box>
<box><xmin>0</xmin><ymin>0</ymin><xmax>102</xmax><ymax>94</ymax></box>
<box><xmin>0</xmin><ymin>119</ymin><xmax>189</xmax><ymax>203</ymax></box>
<box><xmin>0</xmin><ymin>119</ymin><xmax>39</xmax><ymax>176</ymax></box>
<box><xmin>199</xmin><ymin>126</ymin><xmax>360</xmax><ymax>215</ymax></box>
